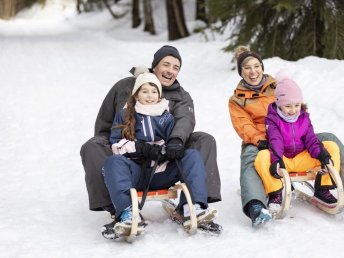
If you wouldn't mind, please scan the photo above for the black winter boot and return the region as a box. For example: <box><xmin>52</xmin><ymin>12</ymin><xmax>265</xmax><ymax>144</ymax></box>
<box><xmin>313</xmin><ymin>174</ymin><xmax>337</xmax><ymax>207</ymax></box>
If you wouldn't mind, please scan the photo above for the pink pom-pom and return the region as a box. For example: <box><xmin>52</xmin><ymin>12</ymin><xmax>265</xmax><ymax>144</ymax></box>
<box><xmin>275</xmin><ymin>69</ymin><xmax>292</xmax><ymax>82</ymax></box>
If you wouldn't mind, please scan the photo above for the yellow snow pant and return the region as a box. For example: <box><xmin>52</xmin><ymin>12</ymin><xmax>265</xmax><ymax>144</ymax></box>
<box><xmin>254</xmin><ymin>141</ymin><xmax>340</xmax><ymax>195</ymax></box>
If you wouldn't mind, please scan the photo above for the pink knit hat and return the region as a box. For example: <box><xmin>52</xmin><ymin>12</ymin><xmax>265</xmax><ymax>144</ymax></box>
<box><xmin>275</xmin><ymin>70</ymin><xmax>303</xmax><ymax>106</ymax></box>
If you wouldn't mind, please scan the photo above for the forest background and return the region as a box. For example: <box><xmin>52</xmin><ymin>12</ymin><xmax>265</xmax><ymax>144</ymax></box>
<box><xmin>1</xmin><ymin>0</ymin><xmax>344</xmax><ymax>60</ymax></box>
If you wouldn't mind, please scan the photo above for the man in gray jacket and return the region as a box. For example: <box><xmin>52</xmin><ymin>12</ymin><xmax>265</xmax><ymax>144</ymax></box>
<box><xmin>80</xmin><ymin>45</ymin><xmax>222</xmax><ymax>237</ymax></box>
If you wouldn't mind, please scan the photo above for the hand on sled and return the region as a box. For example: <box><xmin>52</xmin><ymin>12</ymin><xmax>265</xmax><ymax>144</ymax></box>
<box><xmin>270</xmin><ymin>159</ymin><xmax>285</xmax><ymax>179</ymax></box>
<box><xmin>317</xmin><ymin>149</ymin><xmax>334</xmax><ymax>174</ymax></box>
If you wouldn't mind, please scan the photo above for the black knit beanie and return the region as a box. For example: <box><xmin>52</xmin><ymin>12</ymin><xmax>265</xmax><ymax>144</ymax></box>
<box><xmin>237</xmin><ymin>51</ymin><xmax>264</xmax><ymax>76</ymax></box>
<box><xmin>151</xmin><ymin>45</ymin><xmax>182</xmax><ymax>69</ymax></box>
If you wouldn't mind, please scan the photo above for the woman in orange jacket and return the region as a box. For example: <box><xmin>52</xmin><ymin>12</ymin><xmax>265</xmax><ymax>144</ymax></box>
<box><xmin>228</xmin><ymin>46</ymin><xmax>344</xmax><ymax>227</ymax></box>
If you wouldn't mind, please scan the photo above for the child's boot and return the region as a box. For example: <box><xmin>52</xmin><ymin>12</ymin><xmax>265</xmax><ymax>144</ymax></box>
<box><xmin>314</xmin><ymin>188</ymin><xmax>337</xmax><ymax>207</ymax></box>
<box><xmin>114</xmin><ymin>206</ymin><xmax>145</xmax><ymax>236</ymax></box>
<box><xmin>268</xmin><ymin>189</ymin><xmax>283</xmax><ymax>213</ymax></box>
<box><xmin>314</xmin><ymin>174</ymin><xmax>337</xmax><ymax>208</ymax></box>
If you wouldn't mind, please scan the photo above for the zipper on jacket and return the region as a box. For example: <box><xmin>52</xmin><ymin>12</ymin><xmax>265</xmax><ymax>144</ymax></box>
<box><xmin>291</xmin><ymin>123</ymin><xmax>296</xmax><ymax>152</ymax></box>
<box><xmin>147</xmin><ymin>116</ymin><xmax>155</xmax><ymax>142</ymax></box>
<box><xmin>141</xmin><ymin>117</ymin><xmax>147</xmax><ymax>137</ymax></box>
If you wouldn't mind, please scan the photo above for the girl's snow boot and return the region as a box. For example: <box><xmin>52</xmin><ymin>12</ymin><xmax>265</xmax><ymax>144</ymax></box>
<box><xmin>268</xmin><ymin>189</ymin><xmax>283</xmax><ymax>213</ymax></box>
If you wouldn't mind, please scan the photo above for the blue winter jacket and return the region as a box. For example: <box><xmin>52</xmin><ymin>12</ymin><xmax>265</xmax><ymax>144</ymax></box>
<box><xmin>266</xmin><ymin>103</ymin><xmax>322</xmax><ymax>163</ymax></box>
<box><xmin>110</xmin><ymin>109</ymin><xmax>175</xmax><ymax>145</ymax></box>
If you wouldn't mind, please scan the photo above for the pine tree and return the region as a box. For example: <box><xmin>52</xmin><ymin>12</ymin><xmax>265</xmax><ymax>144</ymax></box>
<box><xmin>208</xmin><ymin>0</ymin><xmax>344</xmax><ymax>60</ymax></box>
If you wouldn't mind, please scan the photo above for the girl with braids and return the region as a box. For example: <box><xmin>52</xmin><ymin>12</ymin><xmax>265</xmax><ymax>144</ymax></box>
<box><xmin>103</xmin><ymin>70</ymin><xmax>217</xmax><ymax>235</ymax></box>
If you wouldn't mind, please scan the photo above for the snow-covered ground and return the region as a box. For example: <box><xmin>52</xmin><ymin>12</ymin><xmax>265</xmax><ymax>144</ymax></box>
<box><xmin>1</xmin><ymin>1</ymin><xmax>344</xmax><ymax>257</ymax></box>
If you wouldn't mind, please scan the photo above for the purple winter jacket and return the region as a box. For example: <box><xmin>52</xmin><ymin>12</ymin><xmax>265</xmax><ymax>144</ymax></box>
<box><xmin>266</xmin><ymin>103</ymin><xmax>321</xmax><ymax>163</ymax></box>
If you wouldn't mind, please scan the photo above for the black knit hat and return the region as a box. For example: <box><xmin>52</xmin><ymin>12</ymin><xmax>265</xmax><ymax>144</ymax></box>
<box><xmin>151</xmin><ymin>45</ymin><xmax>182</xmax><ymax>69</ymax></box>
<box><xmin>237</xmin><ymin>51</ymin><xmax>264</xmax><ymax>76</ymax></box>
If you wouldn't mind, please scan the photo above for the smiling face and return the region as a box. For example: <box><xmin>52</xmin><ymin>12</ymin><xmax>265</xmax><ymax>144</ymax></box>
<box><xmin>279</xmin><ymin>103</ymin><xmax>302</xmax><ymax>116</ymax></box>
<box><xmin>153</xmin><ymin>56</ymin><xmax>180</xmax><ymax>87</ymax></box>
<box><xmin>135</xmin><ymin>83</ymin><xmax>160</xmax><ymax>105</ymax></box>
<box><xmin>240</xmin><ymin>57</ymin><xmax>263</xmax><ymax>86</ymax></box>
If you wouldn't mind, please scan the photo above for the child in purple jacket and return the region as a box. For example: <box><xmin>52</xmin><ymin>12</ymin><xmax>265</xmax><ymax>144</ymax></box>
<box><xmin>254</xmin><ymin>71</ymin><xmax>340</xmax><ymax>212</ymax></box>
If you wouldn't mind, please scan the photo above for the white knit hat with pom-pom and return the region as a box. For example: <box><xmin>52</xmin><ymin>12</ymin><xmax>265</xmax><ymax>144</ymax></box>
<box><xmin>275</xmin><ymin>69</ymin><xmax>303</xmax><ymax>106</ymax></box>
<box><xmin>132</xmin><ymin>66</ymin><xmax>162</xmax><ymax>96</ymax></box>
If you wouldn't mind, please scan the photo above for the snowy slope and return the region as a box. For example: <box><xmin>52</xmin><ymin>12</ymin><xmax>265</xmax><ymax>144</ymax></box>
<box><xmin>1</xmin><ymin>1</ymin><xmax>344</xmax><ymax>257</ymax></box>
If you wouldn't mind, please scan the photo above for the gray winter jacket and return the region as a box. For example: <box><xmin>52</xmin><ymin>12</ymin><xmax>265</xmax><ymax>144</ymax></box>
<box><xmin>94</xmin><ymin>73</ymin><xmax>195</xmax><ymax>145</ymax></box>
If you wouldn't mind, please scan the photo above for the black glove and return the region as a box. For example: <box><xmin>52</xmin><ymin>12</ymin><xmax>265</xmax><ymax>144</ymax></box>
<box><xmin>157</xmin><ymin>148</ymin><xmax>168</xmax><ymax>164</ymax></box>
<box><xmin>269</xmin><ymin>159</ymin><xmax>285</xmax><ymax>179</ymax></box>
<box><xmin>166</xmin><ymin>138</ymin><xmax>185</xmax><ymax>160</ymax></box>
<box><xmin>135</xmin><ymin>141</ymin><xmax>162</xmax><ymax>161</ymax></box>
<box><xmin>317</xmin><ymin>148</ymin><xmax>333</xmax><ymax>169</ymax></box>
<box><xmin>257</xmin><ymin>140</ymin><xmax>269</xmax><ymax>150</ymax></box>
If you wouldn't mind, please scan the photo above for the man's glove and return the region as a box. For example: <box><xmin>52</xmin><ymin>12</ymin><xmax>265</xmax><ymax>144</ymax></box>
<box><xmin>269</xmin><ymin>159</ymin><xmax>285</xmax><ymax>179</ymax></box>
<box><xmin>257</xmin><ymin>140</ymin><xmax>269</xmax><ymax>150</ymax></box>
<box><xmin>166</xmin><ymin>138</ymin><xmax>185</xmax><ymax>160</ymax></box>
<box><xmin>317</xmin><ymin>148</ymin><xmax>333</xmax><ymax>170</ymax></box>
<box><xmin>135</xmin><ymin>141</ymin><xmax>162</xmax><ymax>160</ymax></box>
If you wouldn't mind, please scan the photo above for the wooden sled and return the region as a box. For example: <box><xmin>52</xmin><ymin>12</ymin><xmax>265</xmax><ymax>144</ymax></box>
<box><xmin>126</xmin><ymin>183</ymin><xmax>197</xmax><ymax>242</ymax></box>
<box><xmin>273</xmin><ymin>165</ymin><xmax>344</xmax><ymax>219</ymax></box>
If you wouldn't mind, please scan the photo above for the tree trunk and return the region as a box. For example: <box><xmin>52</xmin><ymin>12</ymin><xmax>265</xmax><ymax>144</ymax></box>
<box><xmin>166</xmin><ymin>0</ymin><xmax>189</xmax><ymax>40</ymax></box>
<box><xmin>314</xmin><ymin>11</ymin><xmax>325</xmax><ymax>57</ymax></box>
<box><xmin>143</xmin><ymin>0</ymin><xmax>155</xmax><ymax>34</ymax></box>
<box><xmin>0</xmin><ymin>0</ymin><xmax>17</xmax><ymax>20</ymax></box>
<box><xmin>132</xmin><ymin>0</ymin><xmax>141</xmax><ymax>28</ymax></box>
<box><xmin>196</xmin><ymin>0</ymin><xmax>208</xmax><ymax>24</ymax></box>
<box><xmin>76</xmin><ymin>0</ymin><xmax>81</xmax><ymax>14</ymax></box>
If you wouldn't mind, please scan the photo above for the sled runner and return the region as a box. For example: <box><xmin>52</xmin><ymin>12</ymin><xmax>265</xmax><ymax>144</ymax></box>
<box><xmin>161</xmin><ymin>198</ymin><xmax>222</xmax><ymax>235</ymax></box>
<box><xmin>102</xmin><ymin>191</ymin><xmax>221</xmax><ymax>241</ymax></box>
<box><xmin>273</xmin><ymin>165</ymin><xmax>344</xmax><ymax>219</ymax></box>
<box><xmin>124</xmin><ymin>183</ymin><xmax>197</xmax><ymax>242</ymax></box>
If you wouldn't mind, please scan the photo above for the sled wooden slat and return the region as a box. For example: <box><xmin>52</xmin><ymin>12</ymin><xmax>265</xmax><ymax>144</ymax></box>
<box><xmin>288</xmin><ymin>172</ymin><xmax>315</xmax><ymax>181</ymax></box>
<box><xmin>137</xmin><ymin>188</ymin><xmax>178</xmax><ymax>200</ymax></box>
<box><xmin>288</xmin><ymin>169</ymin><xmax>317</xmax><ymax>182</ymax></box>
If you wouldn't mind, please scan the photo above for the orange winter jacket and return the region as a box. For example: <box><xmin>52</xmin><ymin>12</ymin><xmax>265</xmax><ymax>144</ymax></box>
<box><xmin>229</xmin><ymin>75</ymin><xmax>276</xmax><ymax>145</ymax></box>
